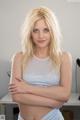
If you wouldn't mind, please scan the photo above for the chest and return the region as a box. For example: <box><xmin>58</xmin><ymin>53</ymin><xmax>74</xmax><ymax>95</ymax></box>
<box><xmin>23</xmin><ymin>59</ymin><xmax>60</xmax><ymax>86</ymax></box>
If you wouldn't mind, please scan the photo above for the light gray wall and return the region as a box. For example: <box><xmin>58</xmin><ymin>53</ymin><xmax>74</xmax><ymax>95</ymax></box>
<box><xmin>0</xmin><ymin>0</ymin><xmax>80</xmax><ymax>98</ymax></box>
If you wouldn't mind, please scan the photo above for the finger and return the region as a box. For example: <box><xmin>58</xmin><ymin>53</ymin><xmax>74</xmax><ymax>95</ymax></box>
<box><xmin>8</xmin><ymin>86</ymin><xmax>17</xmax><ymax>89</ymax></box>
<box><xmin>9</xmin><ymin>83</ymin><xmax>15</xmax><ymax>86</ymax></box>
<box><xmin>9</xmin><ymin>83</ymin><xmax>17</xmax><ymax>88</ymax></box>
<box><xmin>8</xmin><ymin>84</ymin><xmax>17</xmax><ymax>90</ymax></box>
<box><xmin>8</xmin><ymin>87</ymin><xmax>18</xmax><ymax>93</ymax></box>
<box><xmin>9</xmin><ymin>88</ymin><xmax>21</xmax><ymax>94</ymax></box>
<box><xmin>8</xmin><ymin>88</ymin><xmax>16</xmax><ymax>92</ymax></box>
<box><xmin>15</xmin><ymin>77</ymin><xmax>22</xmax><ymax>82</ymax></box>
<box><xmin>9</xmin><ymin>90</ymin><xmax>18</xmax><ymax>94</ymax></box>
<box><xmin>8</xmin><ymin>88</ymin><xmax>17</xmax><ymax>94</ymax></box>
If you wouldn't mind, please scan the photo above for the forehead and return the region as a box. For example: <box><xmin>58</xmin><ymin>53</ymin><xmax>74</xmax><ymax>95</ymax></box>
<box><xmin>33</xmin><ymin>19</ymin><xmax>48</xmax><ymax>28</ymax></box>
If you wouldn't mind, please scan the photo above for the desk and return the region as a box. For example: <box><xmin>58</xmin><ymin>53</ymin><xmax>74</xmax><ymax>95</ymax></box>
<box><xmin>0</xmin><ymin>93</ymin><xmax>80</xmax><ymax>120</ymax></box>
<box><xmin>64</xmin><ymin>93</ymin><xmax>80</xmax><ymax>106</ymax></box>
<box><xmin>0</xmin><ymin>94</ymin><xmax>17</xmax><ymax>120</ymax></box>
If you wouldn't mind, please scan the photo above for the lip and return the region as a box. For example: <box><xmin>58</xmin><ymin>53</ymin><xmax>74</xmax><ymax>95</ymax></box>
<box><xmin>38</xmin><ymin>40</ymin><xmax>46</xmax><ymax>42</ymax></box>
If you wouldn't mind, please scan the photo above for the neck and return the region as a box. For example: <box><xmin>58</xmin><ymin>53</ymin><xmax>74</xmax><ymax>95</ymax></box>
<box><xmin>34</xmin><ymin>47</ymin><xmax>49</xmax><ymax>58</ymax></box>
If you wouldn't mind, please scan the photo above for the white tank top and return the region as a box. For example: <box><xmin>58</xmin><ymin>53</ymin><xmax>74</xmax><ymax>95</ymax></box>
<box><xmin>23</xmin><ymin>55</ymin><xmax>60</xmax><ymax>87</ymax></box>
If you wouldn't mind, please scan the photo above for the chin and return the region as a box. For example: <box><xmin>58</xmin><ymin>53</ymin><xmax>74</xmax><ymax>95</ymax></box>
<box><xmin>37</xmin><ymin>43</ymin><xmax>49</xmax><ymax>48</ymax></box>
<box><xmin>37</xmin><ymin>45</ymin><xmax>48</xmax><ymax>49</ymax></box>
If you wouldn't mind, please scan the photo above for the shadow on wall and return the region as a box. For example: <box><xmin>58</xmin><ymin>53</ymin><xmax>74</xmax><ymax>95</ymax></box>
<box><xmin>0</xmin><ymin>60</ymin><xmax>11</xmax><ymax>98</ymax></box>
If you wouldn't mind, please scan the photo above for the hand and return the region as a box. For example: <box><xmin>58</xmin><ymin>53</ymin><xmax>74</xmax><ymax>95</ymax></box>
<box><xmin>9</xmin><ymin>77</ymin><xmax>30</xmax><ymax>94</ymax></box>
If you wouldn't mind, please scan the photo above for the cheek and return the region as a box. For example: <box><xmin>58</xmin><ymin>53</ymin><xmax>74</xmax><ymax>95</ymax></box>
<box><xmin>31</xmin><ymin>34</ymin><xmax>38</xmax><ymax>42</ymax></box>
<box><xmin>31</xmin><ymin>33</ymin><xmax>37</xmax><ymax>40</ymax></box>
<box><xmin>46</xmin><ymin>35</ymin><xmax>51</xmax><ymax>41</ymax></box>
<box><xmin>45</xmin><ymin>33</ymin><xmax>50</xmax><ymax>38</ymax></box>
<box><xmin>31</xmin><ymin>36</ymin><xmax>38</xmax><ymax>44</ymax></box>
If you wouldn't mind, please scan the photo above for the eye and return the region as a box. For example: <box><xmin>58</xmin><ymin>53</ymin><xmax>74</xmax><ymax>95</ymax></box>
<box><xmin>33</xmin><ymin>28</ymin><xmax>39</xmax><ymax>33</ymax></box>
<box><xmin>44</xmin><ymin>28</ymin><xmax>49</xmax><ymax>33</ymax></box>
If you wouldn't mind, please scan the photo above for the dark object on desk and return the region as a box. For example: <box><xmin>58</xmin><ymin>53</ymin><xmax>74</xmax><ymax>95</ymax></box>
<box><xmin>76</xmin><ymin>58</ymin><xmax>80</xmax><ymax>100</ymax></box>
<box><xmin>76</xmin><ymin>58</ymin><xmax>80</xmax><ymax>67</ymax></box>
<box><xmin>78</xmin><ymin>96</ymin><xmax>80</xmax><ymax>100</ymax></box>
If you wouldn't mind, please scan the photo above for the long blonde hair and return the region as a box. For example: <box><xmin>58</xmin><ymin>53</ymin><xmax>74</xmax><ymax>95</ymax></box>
<box><xmin>21</xmin><ymin>6</ymin><xmax>62</xmax><ymax>70</ymax></box>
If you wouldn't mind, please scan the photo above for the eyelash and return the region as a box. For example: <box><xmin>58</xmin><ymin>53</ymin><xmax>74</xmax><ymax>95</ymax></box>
<box><xmin>33</xmin><ymin>29</ymin><xmax>38</xmax><ymax>32</ymax></box>
<box><xmin>44</xmin><ymin>28</ymin><xmax>49</xmax><ymax>32</ymax></box>
<box><xmin>33</xmin><ymin>28</ymin><xmax>49</xmax><ymax>33</ymax></box>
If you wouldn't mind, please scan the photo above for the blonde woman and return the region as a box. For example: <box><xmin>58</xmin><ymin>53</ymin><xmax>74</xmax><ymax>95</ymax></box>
<box><xmin>9</xmin><ymin>6</ymin><xmax>72</xmax><ymax>120</ymax></box>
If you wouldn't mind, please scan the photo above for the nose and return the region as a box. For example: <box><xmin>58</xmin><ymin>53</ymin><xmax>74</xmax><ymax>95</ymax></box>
<box><xmin>39</xmin><ymin>31</ymin><xmax>44</xmax><ymax>38</ymax></box>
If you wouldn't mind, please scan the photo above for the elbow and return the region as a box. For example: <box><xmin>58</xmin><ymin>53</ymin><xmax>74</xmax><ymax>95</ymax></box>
<box><xmin>62</xmin><ymin>93</ymin><xmax>71</xmax><ymax>102</ymax></box>
<box><xmin>61</xmin><ymin>87</ymin><xmax>71</xmax><ymax>102</ymax></box>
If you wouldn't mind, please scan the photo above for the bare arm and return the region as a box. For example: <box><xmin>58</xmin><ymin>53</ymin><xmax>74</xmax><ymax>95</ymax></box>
<box><xmin>9</xmin><ymin>52</ymin><xmax>64</xmax><ymax>108</ymax></box>
<box><xmin>13</xmin><ymin>93</ymin><xmax>64</xmax><ymax>108</ymax></box>
<box><xmin>28</xmin><ymin>52</ymin><xmax>72</xmax><ymax>102</ymax></box>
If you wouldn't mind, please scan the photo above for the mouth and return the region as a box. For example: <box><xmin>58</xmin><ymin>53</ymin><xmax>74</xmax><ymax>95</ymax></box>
<box><xmin>38</xmin><ymin>40</ymin><xmax>46</xmax><ymax>43</ymax></box>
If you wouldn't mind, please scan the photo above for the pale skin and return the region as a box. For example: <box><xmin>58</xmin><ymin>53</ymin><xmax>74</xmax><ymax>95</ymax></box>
<box><xmin>9</xmin><ymin>19</ymin><xmax>72</xmax><ymax>120</ymax></box>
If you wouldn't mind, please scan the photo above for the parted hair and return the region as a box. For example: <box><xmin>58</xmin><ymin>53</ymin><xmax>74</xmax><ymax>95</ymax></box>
<box><xmin>21</xmin><ymin>6</ymin><xmax>62</xmax><ymax>70</ymax></box>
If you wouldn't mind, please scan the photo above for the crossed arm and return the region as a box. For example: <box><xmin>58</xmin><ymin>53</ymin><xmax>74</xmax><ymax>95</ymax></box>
<box><xmin>9</xmin><ymin>77</ymin><xmax>64</xmax><ymax>108</ymax></box>
<box><xmin>9</xmin><ymin>52</ymin><xmax>72</xmax><ymax>108</ymax></box>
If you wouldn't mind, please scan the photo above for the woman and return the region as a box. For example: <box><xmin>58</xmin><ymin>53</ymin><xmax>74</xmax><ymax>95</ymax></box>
<box><xmin>9</xmin><ymin>6</ymin><xmax>72</xmax><ymax>120</ymax></box>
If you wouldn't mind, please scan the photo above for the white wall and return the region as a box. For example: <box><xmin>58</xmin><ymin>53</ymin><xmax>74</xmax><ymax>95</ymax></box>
<box><xmin>0</xmin><ymin>0</ymin><xmax>80</xmax><ymax>98</ymax></box>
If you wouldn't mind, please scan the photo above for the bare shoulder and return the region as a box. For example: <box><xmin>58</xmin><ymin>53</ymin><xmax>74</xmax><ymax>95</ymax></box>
<box><xmin>61</xmin><ymin>51</ymin><xmax>72</xmax><ymax>64</ymax></box>
<box><xmin>11</xmin><ymin>51</ymin><xmax>23</xmax><ymax>63</ymax></box>
<box><xmin>62</xmin><ymin>51</ymin><xmax>72</xmax><ymax>60</ymax></box>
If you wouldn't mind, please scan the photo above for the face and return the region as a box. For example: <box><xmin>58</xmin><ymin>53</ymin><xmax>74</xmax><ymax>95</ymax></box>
<box><xmin>31</xmin><ymin>19</ymin><xmax>51</xmax><ymax>49</ymax></box>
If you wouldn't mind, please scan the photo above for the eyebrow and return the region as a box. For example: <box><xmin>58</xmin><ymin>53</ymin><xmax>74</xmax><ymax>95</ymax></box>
<box><xmin>33</xmin><ymin>27</ymin><xmax>49</xmax><ymax>30</ymax></box>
